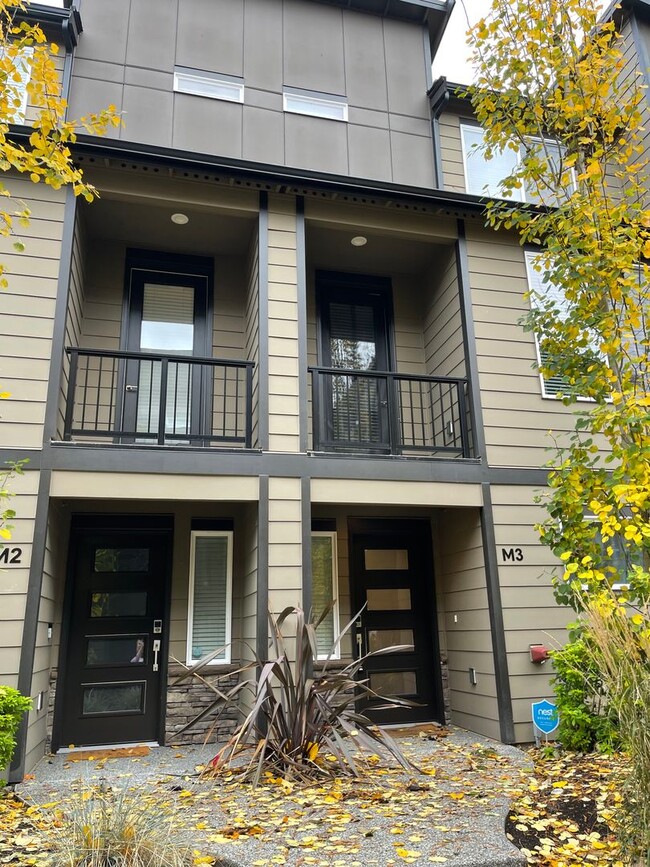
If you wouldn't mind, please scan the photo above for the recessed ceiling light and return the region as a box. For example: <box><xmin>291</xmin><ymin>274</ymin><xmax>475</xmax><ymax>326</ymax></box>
<box><xmin>171</xmin><ymin>213</ymin><xmax>189</xmax><ymax>225</ymax></box>
<box><xmin>350</xmin><ymin>235</ymin><xmax>367</xmax><ymax>247</ymax></box>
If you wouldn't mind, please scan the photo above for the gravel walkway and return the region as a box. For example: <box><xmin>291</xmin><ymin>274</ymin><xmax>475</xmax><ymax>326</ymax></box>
<box><xmin>18</xmin><ymin>727</ymin><xmax>530</xmax><ymax>867</ymax></box>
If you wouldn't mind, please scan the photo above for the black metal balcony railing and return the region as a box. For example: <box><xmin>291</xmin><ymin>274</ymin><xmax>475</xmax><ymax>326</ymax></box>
<box><xmin>309</xmin><ymin>366</ymin><xmax>471</xmax><ymax>457</ymax></box>
<box><xmin>64</xmin><ymin>348</ymin><xmax>254</xmax><ymax>448</ymax></box>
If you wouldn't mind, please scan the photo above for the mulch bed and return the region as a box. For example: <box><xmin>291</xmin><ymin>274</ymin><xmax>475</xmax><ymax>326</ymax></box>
<box><xmin>506</xmin><ymin>749</ymin><xmax>626</xmax><ymax>864</ymax></box>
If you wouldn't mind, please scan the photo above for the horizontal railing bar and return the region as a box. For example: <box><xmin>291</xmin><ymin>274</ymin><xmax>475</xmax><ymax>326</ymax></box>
<box><xmin>308</xmin><ymin>365</ymin><xmax>468</xmax><ymax>386</ymax></box>
<box><xmin>66</xmin><ymin>346</ymin><xmax>254</xmax><ymax>369</ymax></box>
<box><xmin>69</xmin><ymin>427</ymin><xmax>247</xmax><ymax>444</ymax></box>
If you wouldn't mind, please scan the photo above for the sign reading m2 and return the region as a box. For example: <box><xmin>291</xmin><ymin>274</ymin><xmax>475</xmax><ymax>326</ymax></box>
<box><xmin>0</xmin><ymin>546</ymin><xmax>22</xmax><ymax>565</ymax></box>
<box><xmin>500</xmin><ymin>547</ymin><xmax>524</xmax><ymax>563</ymax></box>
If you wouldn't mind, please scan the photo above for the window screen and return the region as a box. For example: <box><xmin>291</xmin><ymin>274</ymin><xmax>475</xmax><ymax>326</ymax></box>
<box><xmin>311</xmin><ymin>533</ymin><xmax>338</xmax><ymax>659</ymax></box>
<box><xmin>188</xmin><ymin>532</ymin><xmax>232</xmax><ymax>663</ymax></box>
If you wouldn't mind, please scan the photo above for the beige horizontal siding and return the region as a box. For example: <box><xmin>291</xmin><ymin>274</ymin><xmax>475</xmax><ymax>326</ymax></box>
<box><xmin>490</xmin><ymin>483</ymin><xmax>573</xmax><ymax>739</ymax></box>
<box><xmin>466</xmin><ymin>225</ymin><xmax>578</xmax><ymax>468</ymax></box>
<box><xmin>268</xmin><ymin>196</ymin><xmax>300</xmax><ymax>453</ymax></box>
<box><xmin>50</xmin><ymin>471</ymin><xmax>259</xmax><ymax>500</ymax></box>
<box><xmin>437</xmin><ymin>507</ymin><xmax>499</xmax><ymax>738</ymax></box>
<box><xmin>0</xmin><ymin>179</ymin><xmax>66</xmax><ymax>449</ymax></box>
<box><xmin>438</xmin><ymin>112</ymin><xmax>466</xmax><ymax>193</ymax></box>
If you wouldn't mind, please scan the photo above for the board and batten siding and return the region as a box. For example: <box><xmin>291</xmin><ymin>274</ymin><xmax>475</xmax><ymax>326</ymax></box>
<box><xmin>69</xmin><ymin>0</ymin><xmax>434</xmax><ymax>188</ymax></box>
<box><xmin>490</xmin><ymin>484</ymin><xmax>572</xmax><ymax>743</ymax></box>
<box><xmin>437</xmin><ymin>507</ymin><xmax>500</xmax><ymax>741</ymax></box>
<box><xmin>465</xmin><ymin>225</ymin><xmax>577</xmax><ymax>467</ymax></box>
<box><xmin>267</xmin><ymin>195</ymin><xmax>300</xmax><ymax>453</ymax></box>
<box><xmin>0</xmin><ymin>178</ymin><xmax>67</xmax><ymax>449</ymax></box>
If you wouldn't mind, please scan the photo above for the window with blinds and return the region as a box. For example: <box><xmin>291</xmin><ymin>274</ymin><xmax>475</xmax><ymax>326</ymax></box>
<box><xmin>1</xmin><ymin>46</ymin><xmax>33</xmax><ymax>124</ymax></box>
<box><xmin>328</xmin><ymin>300</ymin><xmax>381</xmax><ymax>445</ymax></box>
<box><xmin>525</xmin><ymin>252</ymin><xmax>602</xmax><ymax>398</ymax></box>
<box><xmin>187</xmin><ymin>531</ymin><xmax>233</xmax><ymax>664</ymax></box>
<box><xmin>461</xmin><ymin>125</ymin><xmax>575</xmax><ymax>204</ymax></box>
<box><xmin>137</xmin><ymin>283</ymin><xmax>195</xmax><ymax>437</ymax></box>
<box><xmin>311</xmin><ymin>532</ymin><xmax>339</xmax><ymax>659</ymax></box>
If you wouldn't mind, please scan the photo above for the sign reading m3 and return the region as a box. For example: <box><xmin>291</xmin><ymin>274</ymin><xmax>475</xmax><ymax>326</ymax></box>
<box><xmin>500</xmin><ymin>547</ymin><xmax>524</xmax><ymax>563</ymax></box>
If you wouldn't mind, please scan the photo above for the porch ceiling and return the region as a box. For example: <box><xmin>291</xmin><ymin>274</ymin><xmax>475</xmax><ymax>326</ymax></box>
<box><xmin>306</xmin><ymin>224</ymin><xmax>447</xmax><ymax>274</ymax></box>
<box><xmin>82</xmin><ymin>197</ymin><xmax>256</xmax><ymax>258</ymax></box>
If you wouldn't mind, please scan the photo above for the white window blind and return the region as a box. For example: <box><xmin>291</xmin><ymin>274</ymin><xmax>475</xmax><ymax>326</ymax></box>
<box><xmin>188</xmin><ymin>531</ymin><xmax>233</xmax><ymax>663</ymax></box>
<box><xmin>1</xmin><ymin>46</ymin><xmax>33</xmax><ymax>123</ymax></box>
<box><xmin>173</xmin><ymin>67</ymin><xmax>244</xmax><ymax>103</ymax></box>
<box><xmin>311</xmin><ymin>532</ymin><xmax>339</xmax><ymax>659</ymax></box>
<box><xmin>137</xmin><ymin>284</ymin><xmax>194</xmax><ymax>437</ymax></box>
<box><xmin>525</xmin><ymin>252</ymin><xmax>601</xmax><ymax>398</ymax></box>
<box><xmin>283</xmin><ymin>88</ymin><xmax>348</xmax><ymax>122</ymax></box>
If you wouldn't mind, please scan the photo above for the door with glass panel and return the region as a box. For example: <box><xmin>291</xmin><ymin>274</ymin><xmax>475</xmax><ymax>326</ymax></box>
<box><xmin>352</xmin><ymin>524</ymin><xmax>442</xmax><ymax>725</ymax></box>
<box><xmin>123</xmin><ymin>262</ymin><xmax>209</xmax><ymax>444</ymax></box>
<box><xmin>58</xmin><ymin>527</ymin><xmax>171</xmax><ymax>747</ymax></box>
<box><xmin>317</xmin><ymin>273</ymin><xmax>393</xmax><ymax>452</ymax></box>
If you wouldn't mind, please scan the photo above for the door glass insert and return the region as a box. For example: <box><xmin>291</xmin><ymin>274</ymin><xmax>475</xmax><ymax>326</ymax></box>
<box><xmin>329</xmin><ymin>301</ymin><xmax>379</xmax><ymax>445</ymax></box>
<box><xmin>137</xmin><ymin>283</ymin><xmax>195</xmax><ymax>438</ymax></box>
<box><xmin>94</xmin><ymin>548</ymin><xmax>150</xmax><ymax>573</ymax></box>
<box><xmin>364</xmin><ymin>549</ymin><xmax>409</xmax><ymax>570</ymax></box>
<box><xmin>370</xmin><ymin>671</ymin><xmax>417</xmax><ymax>696</ymax></box>
<box><xmin>368</xmin><ymin>629</ymin><xmax>414</xmax><ymax>653</ymax></box>
<box><xmin>86</xmin><ymin>636</ymin><xmax>147</xmax><ymax>666</ymax></box>
<box><xmin>90</xmin><ymin>592</ymin><xmax>148</xmax><ymax>618</ymax></box>
<box><xmin>82</xmin><ymin>682</ymin><xmax>145</xmax><ymax>715</ymax></box>
<box><xmin>366</xmin><ymin>588</ymin><xmax>411</xmax><ymax>611</ymax></box>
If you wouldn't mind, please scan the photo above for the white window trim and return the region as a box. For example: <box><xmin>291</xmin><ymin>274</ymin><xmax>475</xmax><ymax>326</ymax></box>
<box><xmin>173</xmin><ymin>67</ymin><xmax>244</xmax><ymax>104</ymax></box>
<box><xmin>460</xmin><ymin>123</ymin><xmax>576</xmax><ymax>202</ymax></box>
<box><xmin>312</xmin><ymin>531</ymin><xmax>340</xmax><ymax>660</ymax></box>
<box><xmin>186</xmin><ymin>530</ymin><xmax>233</xmax><ymax>665</ymax></box>
<box><xmin>283</xmin><ymin>88</ymin><xmax>348</xmax><ymax>122</ymax></box>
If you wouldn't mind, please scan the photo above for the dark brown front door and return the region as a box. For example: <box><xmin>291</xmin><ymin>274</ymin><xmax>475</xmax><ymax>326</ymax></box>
<box><xmin>58</xmin><ymin>527</ymin><xmax>171</xmax><ymax>747</ymax></box>
<box><xmin>352</xmin><ymin>522</ymin><xmax>442</xmax><ymax>725</ymax></box>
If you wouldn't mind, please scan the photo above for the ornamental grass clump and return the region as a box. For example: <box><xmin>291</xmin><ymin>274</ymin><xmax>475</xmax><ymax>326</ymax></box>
<box><xmin>172</xmin><ymin>606</ymin><xmax>417</xmax><ymax>785</ymax></box>
<box><xmin>50</xmin><ymin>784</ymin><xmax>194</xmax><ymax>867</ymax></box>
<box><xmin>580</xmin><ymin>593</ymin><xmax>650</xmax><ymax>866</ymax></box>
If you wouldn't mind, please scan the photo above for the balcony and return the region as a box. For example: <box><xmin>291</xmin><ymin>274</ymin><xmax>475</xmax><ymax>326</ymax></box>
<box><xmin>63</xmin><ymin>348</ymin><xmax>254</xmax><ymax>448</ymax></box>
<box><xmin>309</xmin><ymin>366</ymin><xmax>471</xmax><ymax>457</ymax></box>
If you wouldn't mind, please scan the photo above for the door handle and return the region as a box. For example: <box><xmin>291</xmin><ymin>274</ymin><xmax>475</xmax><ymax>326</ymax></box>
<box><xmin>125</xmin><ymin>384</ymin><xmax>138</xmax><ymax>393</ymax></box>
<box><xmin>152</xmin><ymin>639</ymin><xmax>161</xmax><ymax>672</ymax></box>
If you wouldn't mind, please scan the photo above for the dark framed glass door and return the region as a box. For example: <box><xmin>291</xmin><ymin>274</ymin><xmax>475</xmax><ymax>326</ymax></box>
<box><xmin>317</xmin><ymin>273</ymin><xmax>393</xmax><ymax>452</ymax></box>
<box><xmin>58</xmin><ymin>527</ymin><xmax>172</xmax><ymax>747</ymax></box>
<box><xmin>122</xmin><ymin>254</ymin><xmax>212</xmax><ymax>443</ymax></box>
<box><xmin>352</xmin><ymin>523</ymin><xmax>442</xmax><ymax>725</ymax></box>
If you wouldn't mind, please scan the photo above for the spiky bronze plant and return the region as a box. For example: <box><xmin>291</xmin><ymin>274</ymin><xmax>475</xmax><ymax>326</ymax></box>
<box><xmin>171</xmin><ymin>606</ymin><xmax>418</xmax><ymax>784</ymax></box>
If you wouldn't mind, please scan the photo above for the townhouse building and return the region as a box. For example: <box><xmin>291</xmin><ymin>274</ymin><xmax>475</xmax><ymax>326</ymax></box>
<box><xmin>2</xmin><ymin>0</ymin><xmax>645</xmax><ymax>782</ymax></box>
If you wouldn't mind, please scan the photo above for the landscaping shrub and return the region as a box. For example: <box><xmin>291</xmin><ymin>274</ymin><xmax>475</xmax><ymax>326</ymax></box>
<box><xmin>551</xmin><ymin>627</ymin><xmax>619</xmax><ymax>753</ymax></box>
<box><xmin>0</xmin><ymin>685</ymin><xmax>31</xmax><ymax>772</ymax></box>
<box><xmin>172</xmin><ymin>606</ymin><xmax>417</xmax><ymax>785</ymax></box>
